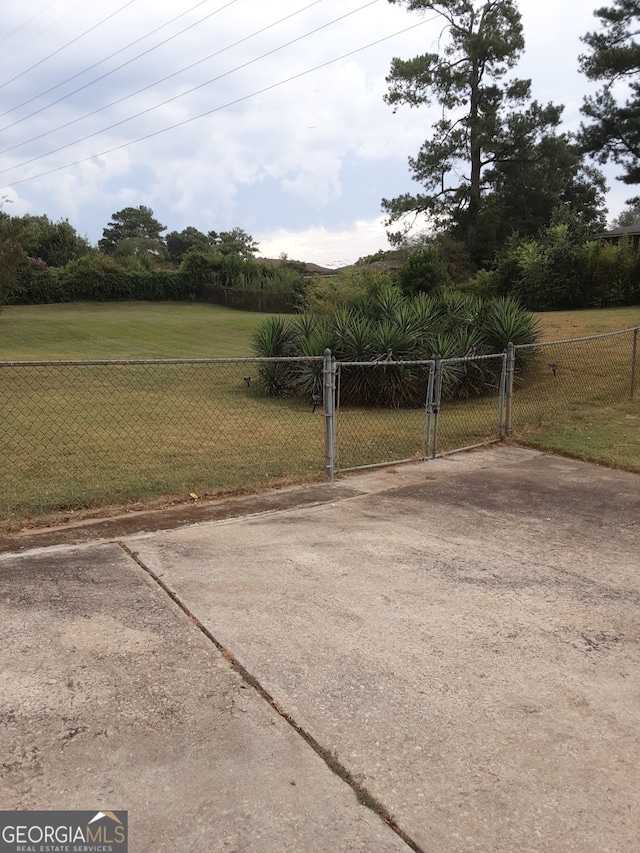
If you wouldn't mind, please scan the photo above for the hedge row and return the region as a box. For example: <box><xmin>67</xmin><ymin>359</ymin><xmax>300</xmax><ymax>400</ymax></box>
<box><xmin>5</xmin><ymin>255</ymin><xmax>198</xmax><ymax>304</ymax></box>
<box><xmin>3</xmin><ymin>253</ymin><xmax>304</xmax><ymax>310</ymax></box>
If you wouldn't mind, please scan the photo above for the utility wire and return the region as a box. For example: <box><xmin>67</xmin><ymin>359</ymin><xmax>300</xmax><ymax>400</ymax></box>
<box><xmin>0</xmin><ymin>0</ymin><xmax>59</xmax><ymax>49</ymax></box>
<box><xmin>0</xmin><ymin>0</ymin><xmax>139</xmax><ymax>91</ymax></box>
<box><xmin>0</xmin><ymin>0</ymin><xmax>232</xmax><ymax>120</ymax></box>
<box><xmin>1</xmin><ymin>0</ymin><xmax>328</xmax><ymax>149</ymax></box>
<box><xmin>0</xmin><ymin>16</ymin><xmax>431</xmax><ymax>190</ymax></box>
<box><xmin>0</xmin><ymin>0</ymin><xmax>95</xmax><ymax>65</ymax></box>
<box><xmin>0</xmin><ymin>0</ymin><xmax>380</xmax><ymax>170</ymax></box>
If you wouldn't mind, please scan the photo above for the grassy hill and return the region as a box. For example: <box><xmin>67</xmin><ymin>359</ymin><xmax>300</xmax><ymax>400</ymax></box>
<box><xmin>0</xmin><ymin>301</ymin><xmax>265</xmax><ymax>361</ymax></box>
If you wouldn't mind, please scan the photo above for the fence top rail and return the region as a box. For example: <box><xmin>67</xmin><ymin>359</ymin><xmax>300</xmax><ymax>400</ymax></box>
<box><xmin>338</xmin><ymin>352</ymin><xmax>504</xmax><ymax>368</ymax></box>
<box><xmin>337</xmin><ymin>359</ymin><xmax>436</xmax><ymax>368</ymax></box>
<box><xmin>515</xmin><ymin>326</ymin><xmax>639</xmax><ymax>350</ymax></box>
<box><xmin>437</xmin><ymin>352</ymin><xmax>506</xmax><ymax>365</ymax></box>
<box><xmin>0</xmin><ymin>356</ymin><xmax>323</xmax><ymax>368</ymax></box>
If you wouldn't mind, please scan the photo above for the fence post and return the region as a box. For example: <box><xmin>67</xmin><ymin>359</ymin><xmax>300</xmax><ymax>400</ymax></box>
<box><xmin>323</xmin><ymin>348</ymin><xmax>336</xmax><ymax>478</ymax></box>
<box><xmin>498</xmin><ymin>351</ymin><xmax>507</xmax><ymax>439</ymax></box>
<box><xmin>631</xmin><ymin>327</ymin><xmax>638</xmax><ymax>401</ymax></box>
<box><xmin>432</xmin><ymin>356</ymin><xmax>442</xmax><ymax>458</ymax></box>
<box><xmin>504</xmin><ymin>342</ymin><xmax>515</xmax><ymax>438</ymax></box>
<box><xmin>425</xmin><ymin>360</ymin><xmax>435</xmax><ymax>460</ymax></box>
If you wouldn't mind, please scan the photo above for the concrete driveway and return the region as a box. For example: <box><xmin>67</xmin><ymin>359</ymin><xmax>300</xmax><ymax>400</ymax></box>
<box><xmin>1</xmin><ymin>447</ymin><xmax>639</xmax><ymax>852</ymax></box>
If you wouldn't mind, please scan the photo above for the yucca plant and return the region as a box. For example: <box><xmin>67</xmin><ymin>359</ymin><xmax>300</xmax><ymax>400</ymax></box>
<box><xmin>410</xmin><ymin>292</ymin><xmax>443</xmax><ymax>345</ymax></box>
<box><xmin>251</xmin><ymin>315</ymin><xmax>294</xmax><ymax>397</ymax></box>
<box><xmin>427</xmin><ymin>332</ymin><xmax>466</xmax><ymax>400</ymax></box>
<box><xmin>480</xmin><ymin>297</ymin><xmax>539</xmax><ymax>351</ymax></box>
<box><xmin>251</xmin><ymin>289</ymin><xmax>538</xmax><ymax>405</ymax></box>
<box><xmin>437</xmin><ymin>290</ymin><xmax>483</xmax><ymax>334</ymax></box>
<box><xmin>288</xmin><ymin>316</ymin><xmax>332</xmax><ymax>400</ymax></box>
<box><xmin>446</xmin><ymin>326</ymin><xmax>494</xmax><ymax>399</ymax></box>
<box><xmin>361</xmin><ymin>283</ymin><xmax>406</xmax><ymax>324</ymax></box>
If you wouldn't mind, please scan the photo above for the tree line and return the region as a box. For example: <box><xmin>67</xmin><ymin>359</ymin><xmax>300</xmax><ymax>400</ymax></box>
<box><xmin>0</xmin><ymin>206</ymin><xmax>305</xmax><ymax>310</ymax></box>
<box><xmin>383</xmin><ymin>0</ymin><xmax>640</xmax><ymax>265</ymax></box>
<box><xmin>1</xmin><ymin>0</ymin><xmax>639</xmax><ymax>313</ymax></box>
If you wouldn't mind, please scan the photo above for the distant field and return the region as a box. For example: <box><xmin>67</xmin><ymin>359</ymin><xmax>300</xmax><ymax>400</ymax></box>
<box><xmin>536</xmin><ymin>305</ymin><xmax>640</xmax><ymax>341</ymax></box>
<box><xmin>2</xmin><ymin>300</ymin><xmax>639</xmax><ymax>360</ymax></box>
<box><xmin>0</xmin><ymin>301</ymin><xmax>638</xmax><ymax>528</ymax></box>
<box><xmin>0</xmin><ymin>301</ymin><xmax>264</xmax><ymax>360</ymax></box>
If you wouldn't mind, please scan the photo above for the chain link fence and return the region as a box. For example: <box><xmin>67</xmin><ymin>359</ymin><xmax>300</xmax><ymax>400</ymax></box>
<box><xmin>334</xmin><ymin>327</ymin><xmax>638</xmax><ymax>474</ymax></box>
<box><xmin>334</xmin><ymin>361</ymin><xmax>435</xmax><ymax>471</ymax></box>
<box><xmin>1</xmin><ymin>328</ymin><xmax>637</xmax><ymax>522</ymax></box>
<box><xmin>509</xmin><ymin>328</ymin><xmax>638</xmax><ymax>435</ymax></box>
<box><xmin>0</xmin><ymin>358</ymin><xmax>324</xmax><ymax>520</ymax></box>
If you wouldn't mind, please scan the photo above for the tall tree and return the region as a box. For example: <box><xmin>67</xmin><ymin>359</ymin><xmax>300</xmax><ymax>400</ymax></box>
<box><xmin>579</xmin><ymin>0</ymin><xmax>640</xmax><ymax>187</ymax></box>
<box><xmin>208</xmin><ymin>227</ymin><xmax>259</xmax><ymax>259</ymax></box>
<box><xmin>18</xmin><ymin>215</ymin><xmax>91</xmax><ymax>267</ymax></box>
<box><xmin>467</xmin><ymin>133</ymin><xmax>607</xmax><ymax>263</ymax></box>
<box><xmin>165</xmin><ymin>226</ymin><xmax>211</xmax><ymax>265</ymax></box>
<box><xmin>99</xmin><ymin>206</ymin><xmax>167</xmax><ymax>263</ymax></box>
<box><xmin>383</xmin><ymin>0</ymin><xmax>564</xmax><ymax>254</ymax></box>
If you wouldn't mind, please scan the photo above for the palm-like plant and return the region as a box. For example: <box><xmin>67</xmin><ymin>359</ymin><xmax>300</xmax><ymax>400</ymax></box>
<box><xmin>252</xmin><ymin>315</ymin><xmax>294</xmax><ymax>397</ymax></box>
<box><xmin>251</xmin><ymin>290</ymin><xmax>538</xmax><ymax>405</ymax></box>
<box><xmin>480</xmin><ymin>297</ymin><xmax>539</xmax><ymax>351</ymax></box>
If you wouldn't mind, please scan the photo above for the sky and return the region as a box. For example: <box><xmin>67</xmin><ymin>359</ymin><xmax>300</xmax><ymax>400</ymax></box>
<box><xmin>0</xmin><ymin>0</ymin><xmax>631</xmax><ymax>267</ymax></box>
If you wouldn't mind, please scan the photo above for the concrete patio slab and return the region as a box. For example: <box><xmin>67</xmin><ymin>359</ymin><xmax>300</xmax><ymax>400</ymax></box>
<box><xmin>2</xmin><ymin>447</ymin><xmax>639</xmax><ymax>852</ymax></box>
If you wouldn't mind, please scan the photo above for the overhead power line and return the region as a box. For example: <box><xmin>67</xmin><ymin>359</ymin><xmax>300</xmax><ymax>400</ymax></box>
<box><xmin>0</xmin><ymin>0</ymin><xmax>235</xmax><ymax>121</ymax></box>
<box><xmin>0</xmin><ymin>16</ymin><xmax>431</xmax><ymax>191</ymax></box>
<box><xmin>0</xmin><ymin>0</ymin><xmax>95</xmax><ymax>64</ymax></box>
<box><xmin>0</xmin><ymin>0</ymin><xmax>381</xmax><ymax>170</ymax></box>
<box><xmin>0</xmin><ymin>0</ymin><xmax>59</xmax><ymax>49</ymax></box>
<box><xmin>0</xmin><ymin>0</ymin><xmax>330</xmax><ymax>150</ymax></box>
<box><xmin>0</xmin><ymin>0</ymin><xmax>139</xmax><ymax>91</ymax></box>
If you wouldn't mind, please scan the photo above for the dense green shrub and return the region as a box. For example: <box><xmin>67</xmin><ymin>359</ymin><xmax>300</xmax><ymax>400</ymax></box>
<box><xmin>252</xmin><ymin>287</ymin><xmax>538</xmax><ymax>406</ymax></box>
<box><xmin>397</xmin><ymin>245</ymin><xmax>449</xmax><ymax>296</ymax></box>
<box><xmin>182</xmin><ymin>250</ymin><xmax>304</xmax><ymax>311</ymax></box>
<box><xmin>457</xmin><ymin>268</ymin><xmax>498</xmax><ymax>298</ymax></box>
<box><xmin>490</xmin><ymin>223</ymin><xmax>640</xmax><ymax>310</ymax></box>
<box><xmin>4</xmin><ymin>254</ymin><xmax>198</xmax><ymax>304</ymax></box>
<box><xmin>300</xmin><ymin>267</ymin><xmax>392</xmax><ymax>315</ymax></box>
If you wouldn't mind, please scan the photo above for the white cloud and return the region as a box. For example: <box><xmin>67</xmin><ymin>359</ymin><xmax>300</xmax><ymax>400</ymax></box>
<box><xmin>258</xmin><ymin>216</ymin><xmax>392</xmax><ymax>267</ymax></box>
<box><xmin>0</xmin><ymin>0</ymin><xmax>633</xmax><ymax>252</ymax></box>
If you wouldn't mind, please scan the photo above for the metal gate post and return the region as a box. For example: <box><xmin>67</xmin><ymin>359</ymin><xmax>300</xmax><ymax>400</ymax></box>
<box><xmin>432</xmin><ymin>356</ymin><xmax>442</xmax><ymax>458</ymax></box>
<box><xmin>323</xmin><ymin>348</ymin><xmax>336</xmax><ymax>478</ymax></box>
<box><xmin>631</xmin><ymin>327</ymin><xmax>638</xmax><ymax>401</ymax></box>
<box><xmin>498</xmin><ymin>351</ymin><xmax>508</xmax><ymax>439</ymax></box>
<box><xmin>505</xmin><ymin>342</ymin><xmax>515</xmax><ymax>438</ymax></box>
<box><xmin>425</xmin><ymin>360</ymin><xmax>435</xmax><ymax>460</ymax></box>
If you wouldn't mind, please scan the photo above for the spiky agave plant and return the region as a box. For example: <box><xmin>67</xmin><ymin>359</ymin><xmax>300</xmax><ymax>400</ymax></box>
<box><xmin>409</xmin><ymin>292</ymin><xmax>443</xmax><ymax>354</ymax></box>
<box><xmin>361</xmin><ymin>283</ymin><xmax>406</xmax><ymax>324</ymax></box>
<box><xmin>288</xmin><ymin>314</ymin><xmax>332</xmax><ymax>400</ymax></box>
<box><xmin>370</xmin><ymin>321</ymin><xmax>425</xmax><ymax>407</ymax></box>
<box><xmin>436</xmin><ymin>291</ymin><xmax>483</xmax><ymax>335</ymax></box>
<box><xmin>332</xmin><ymin>313</ymin><xmax>379</xmax><ymax>405</ymax></box>
<box><xmin>479</xmin><ymin>297</ymin><xmax>539</xmax><ymax>351</ymax></box>
<box><xmin>251</xmin><ymin>315</ymin><xmax>295</xmax><ymax>397</ymax></box>
<box><xmin>426</xmin><ymin>332</ymin><xmax>466</xmax><ymax>400</ymax></box>
<box><xmin>446</xmin><ymin>326</ymin><xmax>495</xmax><ymax>399</ymax></box>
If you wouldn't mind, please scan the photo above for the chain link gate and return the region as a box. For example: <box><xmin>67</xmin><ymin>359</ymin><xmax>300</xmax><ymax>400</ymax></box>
<box><xmin>327</xmin><ymin>350</ymin><xmax>510</xmax><ymax>475</ymax></box>
<box><xmin>1</xmin><ymin>329</ymin><xmax>636</xmax><ymax>519</ymax></box>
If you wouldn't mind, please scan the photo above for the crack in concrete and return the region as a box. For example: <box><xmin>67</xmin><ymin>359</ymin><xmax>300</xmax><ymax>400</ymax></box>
<box><xmin>116</xmin><ymin>540</ymin><xmax>426</xmax><ymax>853</ymax></box>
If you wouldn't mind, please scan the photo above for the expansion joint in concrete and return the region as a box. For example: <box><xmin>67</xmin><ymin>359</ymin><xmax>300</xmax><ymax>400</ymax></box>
<box><xmin>116</xmin><ymin>540</ymin><xmax>426</xmax><ymax>853</ymax></box>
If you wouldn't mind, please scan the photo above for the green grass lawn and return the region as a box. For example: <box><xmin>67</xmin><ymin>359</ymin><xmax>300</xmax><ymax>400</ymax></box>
<box><xmin>0</xmin><ymin>301</ymin><xmax>265</xmax><ymax>359</ymax></box>
<box><xmin>518</xmin><ymin>399</ymin><xmax>640</xmax><ymax>473</ymax></box>
<box><xmin>536</xmin><ymin>305</ymin><xmax>640</xmax><ymax>341</ymax></box>
<box><xmin>1</xmin><ymin>301</ymin><xmax>638</xmax><ymax>529</ymax></box>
